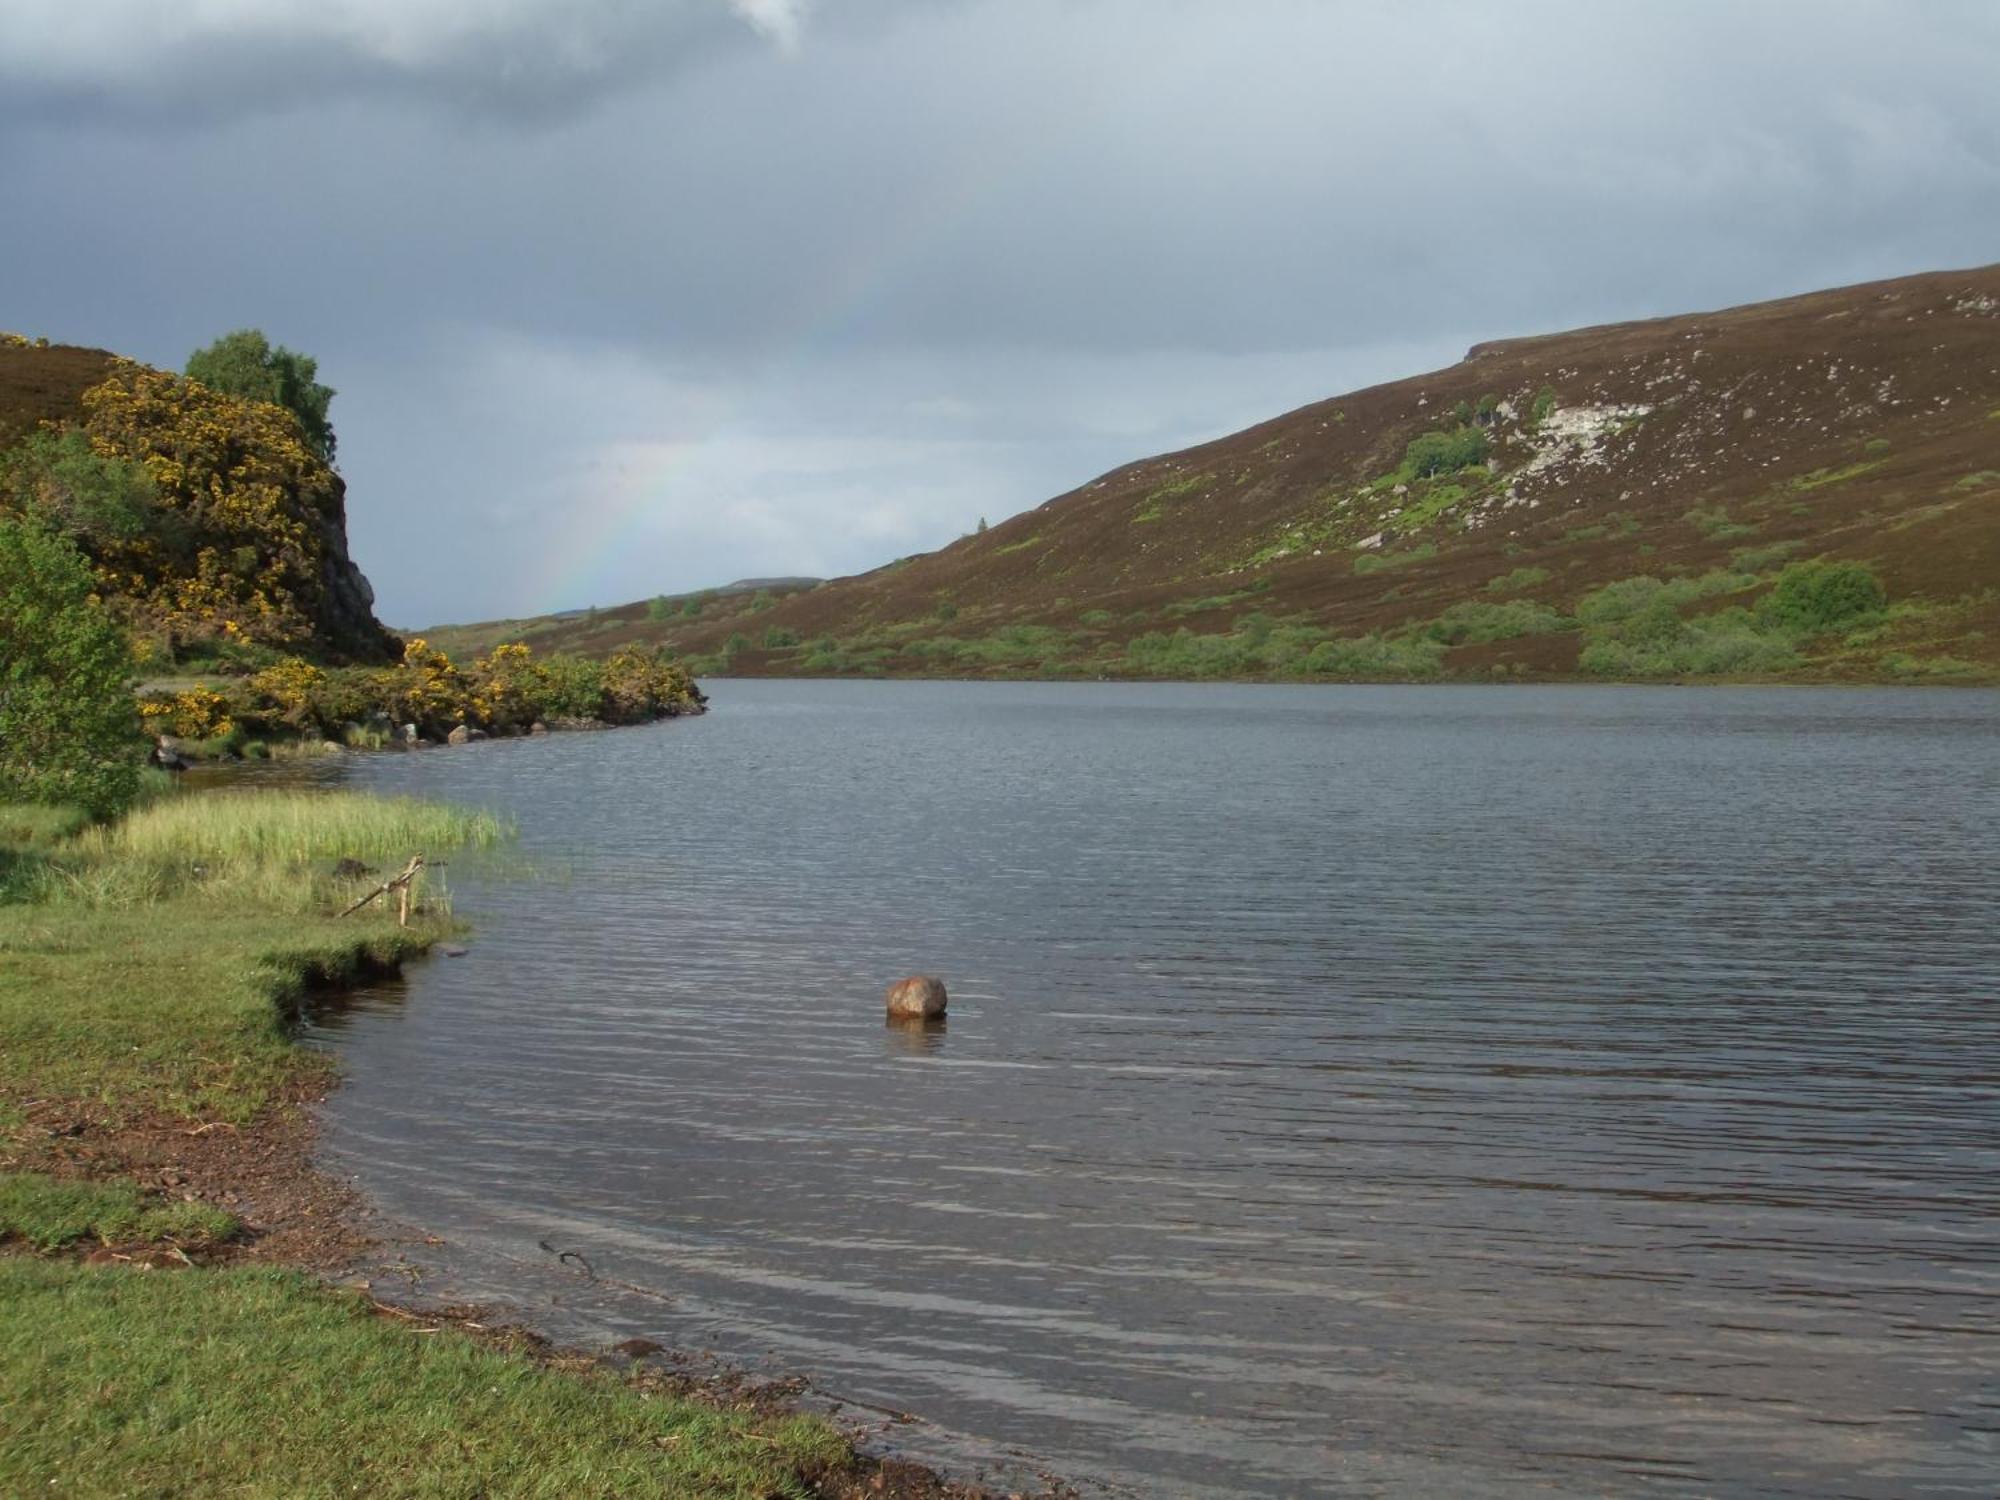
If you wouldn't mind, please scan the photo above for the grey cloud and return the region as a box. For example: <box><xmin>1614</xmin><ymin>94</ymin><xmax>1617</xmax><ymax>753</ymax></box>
<box><xmin>4</xmin><ymin>0</ymin><xmax>1997</xmax><ymax>623</ymax></box>
<box><xmin>0</xmin><ymin>0</ymin><xmax>829</xmax><ymax>125</ymax></box>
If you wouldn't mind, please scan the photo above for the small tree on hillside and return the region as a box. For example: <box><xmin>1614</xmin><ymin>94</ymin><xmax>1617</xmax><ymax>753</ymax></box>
<box><xmin>186</xmin><ymin>329</ymin><xmax>338</xmax><ymax>466</ymax></box>
<box><xmin>0</xmin><ymin>520</ymin><xmax>141</xmax><ymax>816</ymax></box>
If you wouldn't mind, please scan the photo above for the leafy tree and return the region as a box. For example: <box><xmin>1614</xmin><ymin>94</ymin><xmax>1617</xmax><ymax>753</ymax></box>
<box><xmin>646</xmin><ymin>595</ymin><xmax>673</xmax><ymax>621</ymax></box>
<box><xmin>0</xmin><ymin>520</ymin><xmax>141</xmax><ymax>816</ymax></box>
<box><xmin>185</xmin><ymin>329</ymin><xmax>337</xmax><ymax>465</ymax></box>
<box><xmin>0</xmin><ymin>430</ymin><xmax>161</xmax><ymax>550</ymax></box>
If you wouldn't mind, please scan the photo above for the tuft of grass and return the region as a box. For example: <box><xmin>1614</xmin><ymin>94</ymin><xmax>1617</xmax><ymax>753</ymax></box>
<box><xmin>0</xmin><ymin>1260</ymin><xmax>848</xmax><ymax>1498</ymax></box>
<box><xmin>0</xmin><ymin>1173</ymin><xmax>237</xmax><ymax>1252</ymax></box>
<box><xmin>88</xmin><ymin>791</ymin><xmax>507</xmax><ymax>866</ymax></box>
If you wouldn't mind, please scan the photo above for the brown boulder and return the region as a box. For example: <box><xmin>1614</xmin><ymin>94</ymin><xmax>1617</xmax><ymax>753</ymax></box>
<box><xmin>446</xmin><ymin>725</ymin><xmax>471</xmax><ymax>746</ymax></box>
<box><xmin>885</xmin><ymin>975</ymin><xmax>947</xmax><ymax>1019</ymax></box>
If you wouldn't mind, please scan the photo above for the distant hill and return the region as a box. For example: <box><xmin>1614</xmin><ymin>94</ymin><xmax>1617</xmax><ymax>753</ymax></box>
<box><xmin>0</xmin><ymin>335</ymin><xmax>397</xmax><ymax>665</ymax></box>
<box><xmin>430</xmin><ymin>265</ymin><xmax>2000</xmax><ymax>684</ymax></box>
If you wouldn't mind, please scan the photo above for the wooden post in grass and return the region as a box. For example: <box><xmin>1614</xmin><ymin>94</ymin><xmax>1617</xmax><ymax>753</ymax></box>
<box><xmin>336</xmin><ymin>855</ymin><xmax>426</xmax><ymax>927</ymax></box>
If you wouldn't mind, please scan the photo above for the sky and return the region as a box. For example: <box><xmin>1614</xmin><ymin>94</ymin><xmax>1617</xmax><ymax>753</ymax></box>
<box><xmin>5</xmin><ymin>0</ymin><xmax>1998</xmax><ymax>626</ymax></box>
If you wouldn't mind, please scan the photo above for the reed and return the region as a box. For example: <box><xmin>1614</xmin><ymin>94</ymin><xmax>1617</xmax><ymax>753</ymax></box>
<box><xmin>86</xmin><ymin>790</ymin><xmax>508</xmax><ymax>865</ymax></box>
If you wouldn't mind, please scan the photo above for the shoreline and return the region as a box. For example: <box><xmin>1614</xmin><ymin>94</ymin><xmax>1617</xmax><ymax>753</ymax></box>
<box><xmin>1</xmin><ymin>898</ymin><xmax>1060</xmax><ymax>1499</ymax></box>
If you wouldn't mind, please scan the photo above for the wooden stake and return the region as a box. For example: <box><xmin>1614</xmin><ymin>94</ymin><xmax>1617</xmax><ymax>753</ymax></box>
<box><xmin>336</xmin><ymin>855</ymin><xmax>426</xmax><ymax>922</ymax></box>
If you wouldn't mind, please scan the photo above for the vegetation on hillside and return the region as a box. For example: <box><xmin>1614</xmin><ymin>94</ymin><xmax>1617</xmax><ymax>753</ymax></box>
<box><xmin>0</xmin><ymin>332</ymin><xmax>392</xmax><ymax>663</ymax></box>
<box><xmin>427</xmin><ymin>264</ymin><xmax>2000</xmax><ymax>686</ymax></box>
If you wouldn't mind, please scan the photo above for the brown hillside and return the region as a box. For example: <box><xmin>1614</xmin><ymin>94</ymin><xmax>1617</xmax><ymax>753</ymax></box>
<box><xmin>427</xmin><ymin>264</ymin><xmax>2000</xmax><ymax>683</ymax></box>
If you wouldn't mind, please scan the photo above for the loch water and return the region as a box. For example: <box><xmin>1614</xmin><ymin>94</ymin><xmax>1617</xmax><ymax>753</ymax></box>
<box><xmin>303</xmin><ymin>681</ymin><xmax>2000</xmax><ymax>1498</ymax></box>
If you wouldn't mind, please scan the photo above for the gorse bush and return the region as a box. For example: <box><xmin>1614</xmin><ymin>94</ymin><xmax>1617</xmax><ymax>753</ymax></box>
<box><xmin>0</xmin><ymin>520</ymin><xmax>141</xmax><ymax>817</ymax></box>
<box><xmin>137</xmin><ymin>639</ymin><xmax>702</xmax><ymax>746</ymax></box>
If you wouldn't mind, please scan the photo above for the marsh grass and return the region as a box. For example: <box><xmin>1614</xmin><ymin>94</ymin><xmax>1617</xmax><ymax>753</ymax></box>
<box><xmin>87</xmin><ymin>790</ymin><xmax>508</xmax><ymax>866</ymax></box>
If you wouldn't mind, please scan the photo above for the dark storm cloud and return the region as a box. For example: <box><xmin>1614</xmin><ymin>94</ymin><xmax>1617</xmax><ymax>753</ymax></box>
<box><xmin>3</xmin><ymin>1</ymin><xmax>1997</xmax><ymax>622</ymax></box>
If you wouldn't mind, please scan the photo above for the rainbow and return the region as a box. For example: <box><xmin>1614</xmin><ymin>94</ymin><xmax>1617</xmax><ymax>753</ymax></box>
<box><xmin>529</xmin><ymin>156</ymin><xmax>1019</xmax><ymax>614</ymax></box>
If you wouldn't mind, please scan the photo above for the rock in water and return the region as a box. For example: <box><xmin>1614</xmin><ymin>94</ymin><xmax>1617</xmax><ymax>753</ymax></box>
<box><xmin>885</xmin><ymin>975</ymin><xmax>948</xmax><ymax>1019</ymax></box>
<box><xmin>446</xmin><ymin>724</ymin><xmax>471</xmax><ymax>746</ymax></box>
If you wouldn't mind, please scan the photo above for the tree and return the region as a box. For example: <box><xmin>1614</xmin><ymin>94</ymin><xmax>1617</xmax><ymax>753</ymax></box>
<box><xmin>0</xmin><ymin>520</ymin><xmax>141</xmax><ymax>817</ymax></box>
<box><xmin>185</xmin><ymin>329</ymin><xmax>337</xmax><ymax>466</ymax></box>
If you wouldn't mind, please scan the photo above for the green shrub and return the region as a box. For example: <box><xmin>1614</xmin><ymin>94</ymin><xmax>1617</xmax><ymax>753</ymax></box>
<box><xmin>1403</xmin><ymin>426</ymin><xmax>1489</xmax><ymax>478</ymax></box>
<box><xmin>0</xmin><ymin>521</ymin><xmax>141</xmax><ymax>818</ymax></box>
<box><xmin>1485</xmin><ymin>565</ymin><xmax>1549</xmax><ymax>594</ymax></box>
<box><xmin>1078</xmin><ymin>608</ymin><xmax>1114</xmax><ymax>627</ymax></box>
<box><xmin>1303</xmin><ymin>634</ymin><xmax>1445</xmax><ymax>679</ymax></box>
<box><xmin>646</xmin><ymin>595</ymin><xmax>672</xmax><ymax>621</ymax></box>
<box><xmin>1580</xmin><ymin>609</ymin><xmax>1798</xmax><ymax>677</ymax></box>
<box><xmin>761</xmin><ymin>626</ymin><xmax>799</xmax><ymax>649</ymax></box>
<box><xmin>0</xmin><ymin>429</ymin><xmax>162</xmax><ymax>549</ymax></box>
<box><xmin>1575</xmin><ymin>571</ymin><xmax>1756</xmax><ymax>626</ymax></box>
<box><xmin>1761</xmin><ymin>561</ymin><xmax>1885</xmax><ymax>635</ymax></box>
<box><xmin>1530</xmin><ymin>387</ymin><xmax>1558</xmax><ymax>425</ymax></box>
<box><xmin>1419</xmin><ymin>599</ymin><xmax>1571</xmax><ymax>645</ymax></box>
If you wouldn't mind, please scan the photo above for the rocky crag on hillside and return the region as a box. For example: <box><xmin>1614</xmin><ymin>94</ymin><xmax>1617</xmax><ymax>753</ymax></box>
<box><xmin>429</xmin><ymin>263</ymin><xmax>2000</xmax><ymax>684</ymax></box>
<box><xmin>0</xmin><ymin>335</ymin><xmax>396</xmax><ymax>665</ymax></box>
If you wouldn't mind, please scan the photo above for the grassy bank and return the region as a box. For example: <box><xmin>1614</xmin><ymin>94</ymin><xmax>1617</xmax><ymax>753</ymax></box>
<box><xmin>0</xmin><ymin>785</ymin><xmax>866</xmax><ymax>1498</ymax></box>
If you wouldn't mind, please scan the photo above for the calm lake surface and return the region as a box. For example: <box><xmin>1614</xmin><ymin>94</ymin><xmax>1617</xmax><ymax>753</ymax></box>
<box><xmin>306</xmin><ymin>681</ymin><xmax>2000</xmax><ymax>1497</ymax></box>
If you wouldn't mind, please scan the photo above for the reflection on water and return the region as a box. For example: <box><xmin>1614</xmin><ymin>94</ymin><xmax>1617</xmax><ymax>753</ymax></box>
<box><xmin>306</xmin><ymin>682</ymin><xmax>2000</xmax><ymax>1498</ymax></box>
<box><xmin>885</xmin><ymin>1018</ymin><xmax>949</xmax><ymax>1058</ymax></box>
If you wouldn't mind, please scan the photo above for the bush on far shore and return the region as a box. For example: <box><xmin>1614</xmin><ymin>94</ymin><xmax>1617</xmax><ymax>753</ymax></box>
<box><xmin>138</xmin><ymin>638</ymin><xmax>703</xmax><ymax>746</ymax></box>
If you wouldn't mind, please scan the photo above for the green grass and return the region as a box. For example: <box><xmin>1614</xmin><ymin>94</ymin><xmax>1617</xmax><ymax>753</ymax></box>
<box><xmin>0</xmin><ymin>1172</ymin><xmax>237</xmax><ymax>1251</ymax></box>
<box><xmin>993</xmin><ymin>532</ymin><xmax>1044</xmax><ymax>556</ymax></box>
<box><xmin>0</xmin><ymin>1260</ymin><xmax>847</xmax><ymax>1498</ymax></box>
<box><xmin>89</xmin><ymin>790</ymin><xmax>507</xmax><ymax>866</ymax></box>
<box><xmin>0</xmin><ymin>789</ymin><xmax>506</xmax><ymax>1122</ymax></box>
